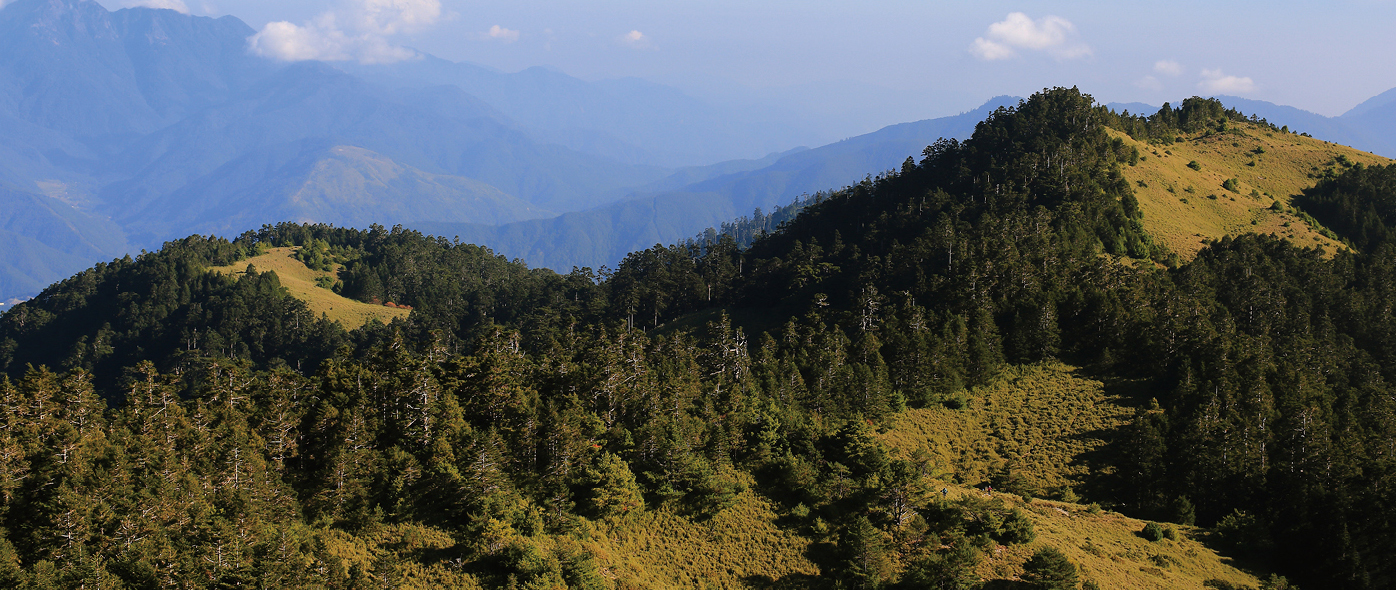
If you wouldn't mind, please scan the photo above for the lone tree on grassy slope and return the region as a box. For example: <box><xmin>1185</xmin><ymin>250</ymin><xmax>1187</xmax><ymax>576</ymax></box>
<box><xmin>1021</xmin><ymin>546</ymin><xmax>1078</xmax><ymax>590</ymax></box>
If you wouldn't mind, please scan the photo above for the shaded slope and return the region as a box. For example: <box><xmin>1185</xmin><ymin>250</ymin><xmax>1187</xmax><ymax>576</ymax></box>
<box><xmin>104</xmin><ymin>61</ymin><xmax>667</xmax><ymax>238</ymax></box>
<box><xmin>0</xmin><ymin>185</ymin><xmax>127</xmax><ymax>301</ymax></box>
<box><xmin>130</xmin><ymin>142</ymin><xmax>550</xmax><ymax>238</ymax></box>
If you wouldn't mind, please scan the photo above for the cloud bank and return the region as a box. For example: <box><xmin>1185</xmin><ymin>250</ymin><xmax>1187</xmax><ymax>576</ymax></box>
<box><xmin>249</xmin><ymin>0</ymin><xmax>441</xmax><ymax>64</ymax></box>
<box><xmin>970</xmin><ymin>13</ymin><xmax>1091</xmax><ymax>61</ymax></box>
<box><xmin>1199</xmin><ymin>68</ymin><xmax>1255</xmax><ymax>94</ymax></box>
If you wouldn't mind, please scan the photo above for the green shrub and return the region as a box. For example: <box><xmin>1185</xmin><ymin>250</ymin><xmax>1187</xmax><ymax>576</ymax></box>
<box><xmin>996</xmin><ymin>508</ymin><xmax>1036</xmax><ymax>545</ymax></box>
<box><xmin>1171</xmin><ymin>495</ymin><xmax>1196</xmax><ymax>526</ymax></box>
<box><xmin>1223</xmin><ymin>178</ymin><xmax>1240</xmax><ymax>192</ymax></box>
<box><xmin>1188</xmin><ymin>160</ymin><xmax>1202</xmax><ymax>171</ymax></box>
<box><xmin>942</xmin><ymin>391</ymin><xmax>969</xmax><ymax>410</ymax></box>
<box><xmin>1260</xmin><ymin>573</ymin><xmax>1297</xmax><ymax>590</ymax></box>
<box><xmin>1141</xmin><ymin>521</ymin><xmax>1166</xmax><ymax>542</ymax></box>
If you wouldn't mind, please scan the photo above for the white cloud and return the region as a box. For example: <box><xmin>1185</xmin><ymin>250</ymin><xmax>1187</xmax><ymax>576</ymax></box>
<box><xmin>619</xmin><ymin>29</ymin><xmax>655</xmax><ymax>49</ymax></box>
<box><xmin>1154</xmin><ymin>60</ymin><xmax>1183</xmax><ymax>77</ymax></box>
<box><xmin>248</xmin><ymin>0</ymin><xmax>440</xmax><ymax>64</ymax></box>
<box><xmin>970</xmin><ymin>12</ymin><xmax>1091</xmax><ymax>61</ymax></box>
<box><xmin>1198</xmin><ymin>68</ymin><xmax>1255</xmax><ymax>94</ymax></box>
<box><xmin>351</xmin><ymin>0</ymin><xmax>441</xmax><ymax>36</ymax></box>
<box><xmin>1135</xmin><ymin>75</ymin><xmax>1163</xmax><ymax>91</ymax></box>
<box><xmin>124</xmin><ymin>0</ymin><xmax>191</xmax><ymax>13</ymax></box>
<box><xmin>480</xmin><ymin>25</ymin><xmax>519</xmax><ymax>42</ymax></box>
<box><xmin>969</xmin><ymin>37</ymin><xmax>1016</xmax><ymax>61</ymax></box>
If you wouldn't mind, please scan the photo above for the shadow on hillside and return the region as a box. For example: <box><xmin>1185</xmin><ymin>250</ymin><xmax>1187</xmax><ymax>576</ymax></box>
<box><xmin>741</xmin><ymin>573</ymin><xmax>830</xmax><ymax>589</ymax></box>
<box><xmin>1065</xmin><ymin>369</ymin><xmax>1155</xmax><ymax>505</ymax></box>
<box><xmin>977</xmin><ymin>580</ymin><xmax>1033</xmax><ymax>589</ymax></box>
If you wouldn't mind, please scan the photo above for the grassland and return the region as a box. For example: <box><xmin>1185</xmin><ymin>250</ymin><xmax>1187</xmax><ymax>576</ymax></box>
<box><xmin>586</xmin><ymin>487</ymin><xmax>819</xmax><ymax>589</ymax></box>
<box><xmin>1116</xmin><ymin>122</ymin><xmax>1395</xmax><ymax>259</ymax></box>
<box><xmin>209</xmin><ymin>247</ymin><xmax>408</xmax><ymax>329</ymax></box>
<box><xmin>963</xmin><ymin>492</ymin><xmax>1261</xmax><ymax>590</ymax></box>
<box><xmin>878</xmin><ymin>363</ymin><xmax>1134</xmax><ymax>496</ymax></box>
<box><xmin>563</xmin><ymin>364</ymin><xmax>1262</xmax><ymax>589</ymax></box>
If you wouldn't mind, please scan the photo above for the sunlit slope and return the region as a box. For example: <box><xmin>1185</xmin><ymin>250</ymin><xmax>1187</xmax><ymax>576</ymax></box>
<box><xmin>878</xmin><ymin>363</ymin><xmax>1264</xmax><ymax>589</ymax></box>
<box><xmin>969</xmin><ymin>493</ymin><xmax>1261</xmax><ymax>590</ymax></box>
<box><xmin>210</xmin><ymin>247</ymin><xmax>408</xmax><ymax>329</ymax></box>
<box><xmin>585</xmin><ymin>490</ymin><xmax>819</xmax><ymax>589</ymax></box>
<box><xmin>878</xmin><ymin>363</ymin><xmax>1130</xmax><ymax>496</ymax></box>
<box><xmin>1114</xmin><ymin>123</ymin><xmax>1395</xmax><ymax>258</ymax></box>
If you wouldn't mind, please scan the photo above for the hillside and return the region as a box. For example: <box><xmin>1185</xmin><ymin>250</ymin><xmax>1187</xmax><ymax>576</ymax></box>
<box><xmin>1116</xmin><ymin>121</ymin><xmax>1394</xmax><ymax>258</ymax></box>
<box><xmin>2</xmin><ymin>90</ymin><xmax>1394</xmax><ymax>589</ymax></box>
<box><xmin>209</xmin><ymin>247</ymin><xmax>408</xmax><ymax>329</ymax></box>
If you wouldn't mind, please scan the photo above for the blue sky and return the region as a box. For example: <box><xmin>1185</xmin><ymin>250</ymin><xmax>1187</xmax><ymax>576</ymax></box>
<box><xmin>93</xmin><ymin>0</ymin><xmax>1396</xmax><ymax>134</ymax></box>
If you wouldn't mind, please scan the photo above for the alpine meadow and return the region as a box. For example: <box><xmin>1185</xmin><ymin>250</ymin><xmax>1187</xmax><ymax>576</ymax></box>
<box><xmin>4</xmin><ymin>1</ymin><xmax>1396</xmax><ymax>589</ymax></box>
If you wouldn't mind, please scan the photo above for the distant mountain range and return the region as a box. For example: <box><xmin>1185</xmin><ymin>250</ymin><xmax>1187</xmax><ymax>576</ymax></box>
<box><xmin>1</xmin><ymin>0</ymin><xmax>1394</xmax><ymax>304</ymax></box>
<box><xmin>0</xmin><ymin>0</ymin><xmax>822</xmax><ymax>302</ymax></box>
<box><xmin>412</xmin><ymin>96</ymin><xmax>1019</xmax><ymax>270</ymax></box>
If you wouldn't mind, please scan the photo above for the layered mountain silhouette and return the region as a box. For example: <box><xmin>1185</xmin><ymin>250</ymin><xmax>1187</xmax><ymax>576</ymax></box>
<box><xmin>2</xmin><ymin>0</ymin><xmax>1395</xmax><ymax>305</ymax></box>
<box><xmin>0</xmin><ymin>0</ymin><xmax>768</xmax><ymax>301</ymax></box>
<box><xmin>413</xmin><ymin>96</ymin><xmax>1020</xmax><ymax>270</ymax></box>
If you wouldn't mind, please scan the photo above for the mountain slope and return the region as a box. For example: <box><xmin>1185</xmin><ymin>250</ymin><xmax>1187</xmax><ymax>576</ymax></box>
<box><xmin>1117</xmin><ymin>121</ymin><xmax>1393</xmax><ymax>258</ymax></box>
<box><xmin>415</xmin><ymin>96</ymin><xmax>1021</xmax><ymax>271</ymax></box>
<box><xmin>3</xmin><ymin>90</ymin><xmax>1392</xmax><ymax>588</ymax></box>
<box><xmin>128</xmin><ymin>142</ymin><xmax>551</xmax><ymax>239</ymax></box>
<box><xmin>0</xmin><ymin>185</ymin><xmax>127</xmax><ymax>299</ymax></box>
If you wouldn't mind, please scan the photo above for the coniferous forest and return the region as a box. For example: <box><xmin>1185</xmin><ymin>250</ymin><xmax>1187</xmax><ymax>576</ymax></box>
<box><xmin>1</xmin><ymin>88</ymin><xmax>1393</xmax><ymax>588</ymax></box>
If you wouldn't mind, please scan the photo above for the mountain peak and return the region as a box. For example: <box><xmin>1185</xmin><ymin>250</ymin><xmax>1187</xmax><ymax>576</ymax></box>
<box><xmin>0</xmin><ymin>0</ymin><xmax>116</xmax><ymax>42</ymax></box>
<box><xmin>1342</xmin><ymin>86</ymin><xmax>1396</xmax><ymax>120</ymax></box>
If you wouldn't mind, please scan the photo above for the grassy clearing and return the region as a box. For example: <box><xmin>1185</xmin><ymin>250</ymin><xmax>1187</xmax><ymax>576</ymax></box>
<box><xmin>585</xmin><ymin>486</ymin><xmax>819</xmax><ymax>589</ymax></box>
<box><xmin>953</xmin><ymin>492</ymin><xmax>1262</xmax><ymax>590</ymax></box>
<box><xmin>1114</xmin><ymin>123</ymin><xmax>1394</xmax><ymax>259</ymax></box>
<box><xmin>879</xmin><ymin>363</ymin><xmax>1134</xmax><ymax>496</ymax></box>
<box><xmin>209</xmin><ymin>246</ymin><xmax>408</xmax><ymax>329</ymax></box>
<box><xmin>877</xmin><ymin>363</ymin><xmax>1262</xmax><ymax>588</ymax></box>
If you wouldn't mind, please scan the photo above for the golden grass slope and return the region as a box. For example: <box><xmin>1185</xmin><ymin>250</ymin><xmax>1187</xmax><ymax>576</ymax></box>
<box><xmin>962</xmin><ymin>492</ymin><xmax>1261</xmax><ymax>590</ymax></box>
<box><xmin>209</xmin><ymin>247</ymin><xmax>408</xmax><ymax>329</ymax></box>
<box><xmin>586</xmin><ymin>487</ymin><xmax>819</xmax><ymax>589</ymax></box>
<box><xmin>1115</xmin><ymin>122</ymin><xmax>1395</xmax><ymax>259</ymax></box>
<box><xmin>879</xmin><ymin>363</ymin><xmax>1132</xmax><ymax>495</ymax></box>
<box><xmin>878</xmin><ymin>363</ymin><xmax>1264</xmax><ymax>588</ymax></box>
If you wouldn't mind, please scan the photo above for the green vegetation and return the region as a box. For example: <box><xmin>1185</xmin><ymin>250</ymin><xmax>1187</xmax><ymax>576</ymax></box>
<box><xmin>1021</xmin><ymin>546</ymin><xmax>1078</xmax><ymax>590</ymax></box>
<box><xmin>0</xmin><ymin>88</ymin><xmax>1391</xmax><ymax>588</ymax></box>
<box><xmin>1295</xmin><ymin>162</ymin><xmax>1396</xmax><ymax>252</ymax></box>
<box><xmin>211</xmin><ymin>247</ymin><xmax>408</xmax><ymax>329</ymax></box>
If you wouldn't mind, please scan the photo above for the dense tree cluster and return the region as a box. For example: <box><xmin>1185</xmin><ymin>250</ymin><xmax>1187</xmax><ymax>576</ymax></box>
<box><xmin>0</xmin><ymin>87</ymin><xmax>1392</xmax><ymax>588</ymax></box>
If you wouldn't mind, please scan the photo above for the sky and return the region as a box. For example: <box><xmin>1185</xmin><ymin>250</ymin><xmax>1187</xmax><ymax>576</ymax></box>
<box><xmin>94</xmin><ymin>0</ymin><xmax>1396</xmax><ymax>137</ymax></box>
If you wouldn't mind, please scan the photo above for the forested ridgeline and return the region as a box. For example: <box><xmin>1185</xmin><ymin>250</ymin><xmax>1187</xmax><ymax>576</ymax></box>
<box><xmin>0</xmin><ymin>88</ymin><xmax>1391</xmax><ymax>588</ymax></box>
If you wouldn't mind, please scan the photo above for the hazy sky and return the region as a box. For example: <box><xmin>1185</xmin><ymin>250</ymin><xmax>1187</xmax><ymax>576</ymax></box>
<box><xmin>96</xmin><ymin>0</ymin><xmax>1396</xmax><ymax>134</ymax></box>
